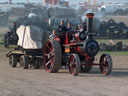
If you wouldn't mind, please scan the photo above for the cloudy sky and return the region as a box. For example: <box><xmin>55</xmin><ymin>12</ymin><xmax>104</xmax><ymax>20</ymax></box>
<box><xmin>0</xmin><ymin>0</ymin><xmax>128</xmax><ymax>4</ymax></box>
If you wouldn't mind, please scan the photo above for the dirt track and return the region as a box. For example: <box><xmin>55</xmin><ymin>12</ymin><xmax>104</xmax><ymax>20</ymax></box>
<box><xmin>0</xmin><ymin>52</ymin><xmax>128</xmax><ymax>96</ymax></box>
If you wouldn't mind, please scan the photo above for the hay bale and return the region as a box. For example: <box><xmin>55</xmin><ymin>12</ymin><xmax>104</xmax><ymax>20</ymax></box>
<box><xmin>108</xmin><ymin>40</ymin><xmax>116</xmax><ymax>45</ymax></box>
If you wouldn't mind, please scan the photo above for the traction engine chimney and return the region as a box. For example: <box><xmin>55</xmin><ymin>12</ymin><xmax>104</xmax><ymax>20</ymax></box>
<box><xmin>86</xmin><ymin>13</ymin><xmax>94</xmax><ymax>37</ymax></box>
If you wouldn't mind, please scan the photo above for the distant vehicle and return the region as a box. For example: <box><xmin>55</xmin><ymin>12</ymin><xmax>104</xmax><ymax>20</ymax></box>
<box><xmin>99</xmin><ymin>19</ymin><xmax>128</xmax><ymax>39</ymax></box>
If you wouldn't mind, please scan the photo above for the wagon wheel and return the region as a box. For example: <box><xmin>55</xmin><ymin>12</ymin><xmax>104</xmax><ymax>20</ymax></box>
<box><xmin>99</xmin><ymin>54</ymin><xmax>113</xmax><ymax>75</ymax></box>
<box><xmin>43</xmin><ymin>40</ymin><xmax>62</xmax><ymax>73</ymax></box>
<box><xmin>69</xmin><ymin>54</ymin><xmax>80</xmax><ymax>76</ymax></box>
<box><xmin>9</xmin><ymin>55</ymin><xmax>17</xmax><ymax>67</ymax></box>
<box><xmin>19</xmin><ymin>55</ymin><xmax>29</xmax><ymax>69</ymax></box>
<box><xmin>80</xmin><ymin>63</ymin><xmax>92</xmax><ymax>73</ymax></box>
<box><xmin>31</xmin><ymin>59</ymin><xmax>40</xmax><ymax>69</ymax></box>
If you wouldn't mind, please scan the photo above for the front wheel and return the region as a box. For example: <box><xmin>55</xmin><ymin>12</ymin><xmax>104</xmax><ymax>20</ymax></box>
<box><xmin>99</xmin><ymin>54</ymin><xmax>113</xmax><ymax>75</ymax></box>
<box><xmin>69</xmin><ymin>54</ymin><xmax>80</xmax><ymax>76</ymax></box>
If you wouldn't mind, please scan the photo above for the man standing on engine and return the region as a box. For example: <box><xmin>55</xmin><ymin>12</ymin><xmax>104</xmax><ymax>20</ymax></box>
<box><xmin>58</xmin><ymin>20</ymin><xmax>67</xmax><ymax>32</ymax></box>
<box><xmin>58</xmin><ymin>20</ymin><xmax>67</xmax><ymax>44</ymax></box>
<box><xmin>67</xmin><ymin>22</ymin><xmax>74</xmax><ymax>41</ymax></box>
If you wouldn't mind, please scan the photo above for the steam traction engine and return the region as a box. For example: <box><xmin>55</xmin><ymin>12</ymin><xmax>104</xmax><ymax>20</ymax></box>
<box><xmin>43</xmin><ymin>13</ymin><xmax>113</xmax><ymax>76</ymax></box>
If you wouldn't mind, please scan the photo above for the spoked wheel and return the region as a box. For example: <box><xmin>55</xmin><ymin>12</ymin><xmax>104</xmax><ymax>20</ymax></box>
<box><xmin>43</xmin><ymin>40</ymin><xmax>62</xmax><ymax>73</ymax></box>
<box><xmin>9</xmin><ymin>55</ymin><xmax>17</xmax><ymax>67</ymax></box>
<box><xmin>80</xmin><ymin>63</ymin><xmax>92</xmax><ymax>73</ymax></box>
<box><xmin>99</xmin><ymin>54</ymin><xmax>113</xmax><ymax>75</ymax></box>
<box><xmin>19</xmin><ymin>55</ymin><xmax>29</xmax><ymax>69</ymax></box>
<box><xmin>69</xmin><ymin>54</ymin><xmax>80</xmax><ymax>76</ymax></box>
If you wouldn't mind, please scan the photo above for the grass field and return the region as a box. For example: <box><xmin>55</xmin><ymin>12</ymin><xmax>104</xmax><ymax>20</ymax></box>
<box><xmin>93</xmin><ymin>39</ymin><xmax>128</xmax><ymax>56</ymax></box>
<box><xmin>98</xmin><ymin>51</ymin><xmax>128</xmax><ymax>56</ymax></box>
<box><xmin>96</xmin><ymin>39</ymin><xmax>128</xmax><ymax>45</ymax></box>
<box><xmin>0</xmin><ymin>32</ymin><xmax>4</xmax><ymax>48</ymax></box>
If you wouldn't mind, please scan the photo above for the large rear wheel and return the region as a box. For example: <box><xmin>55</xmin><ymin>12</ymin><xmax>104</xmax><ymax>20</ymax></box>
<box><xmin>69</xmin><ymin>54</ymin><xmax>80</xmax><ymax>76</ymax></box>
<box><xmin>43</xmin><ymin>40</ymin><xmax>62</xmax><ymax>73</ymax></box>
<box><xmin>99</xmin><ymin>54</ymin><xmax>113</xmax><ymax>75</ymax></box>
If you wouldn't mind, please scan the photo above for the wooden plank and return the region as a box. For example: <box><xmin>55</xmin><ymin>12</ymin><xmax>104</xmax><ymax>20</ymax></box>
<box><xmin>6</xmin><ymin>50</ymin><xmax>25</xmax><ymax>57</ymax></box>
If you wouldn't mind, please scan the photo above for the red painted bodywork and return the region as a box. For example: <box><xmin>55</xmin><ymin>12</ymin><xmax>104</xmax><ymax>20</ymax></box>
<box><xmin>54</xmin><ymin>31</ymin><xmax>100</xmax><ymax>66</ymax></box>
<box><xmin>63</xmin><ymin>33</ymin><xmax>100</xmax><ymax>66</ymax></box>
<box><xmin>65</xmin><ymin>33</ymin><xmax>69</xmax><ymax>44</ymax></box>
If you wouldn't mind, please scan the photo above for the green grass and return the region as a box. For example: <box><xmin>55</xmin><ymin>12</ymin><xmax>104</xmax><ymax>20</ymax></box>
<box><xmin>97</xmin><ymin>39</ymin><xmax>128</xmax><ymax>56</ymax></box>
<box><xmin>98</xmin><ymin>51</ymin><xmax>128</xmax><ymax>56</ymax></box>
<box><xmin>96</xmin><ymin>39</ymin><xmax>128</xmax><ymax>44</ymax></box>
<box><xmin>0</xmin><ymin>33</ymin><xmax>4</xmax><ymax>46</ymax></box>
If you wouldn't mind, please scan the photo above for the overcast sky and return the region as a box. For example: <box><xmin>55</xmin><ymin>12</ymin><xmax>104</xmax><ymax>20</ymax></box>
<box><xmin>0</xmin><ymin>0</ymin><xmax>128</xmax><ymax>4</ymax></box>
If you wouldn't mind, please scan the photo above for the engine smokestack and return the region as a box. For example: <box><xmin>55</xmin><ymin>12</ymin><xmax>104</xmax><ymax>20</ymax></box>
<box><xmin>86</xmin><ymin>13</ymin><xmax>94</xmax><ymax>35</ymax></box>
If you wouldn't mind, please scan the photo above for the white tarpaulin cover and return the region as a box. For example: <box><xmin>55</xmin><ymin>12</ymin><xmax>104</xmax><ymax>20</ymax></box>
<box><xmin>16</xmin><ymin>25</ymin><xmax>43</xmax><ymax>49</ymax></box>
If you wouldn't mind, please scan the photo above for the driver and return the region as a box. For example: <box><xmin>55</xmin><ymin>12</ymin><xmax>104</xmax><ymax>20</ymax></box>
<box><xmin>58</xmin><ymin>20</ymin><xmax>67</xmax><ymax>32</ymax></box>
<box><xmin>58</xmin><ymin>20</ymin><xmax>67</xmax><ymax>44</ymax></box>
<box><xmin>67</xmin><ymin>22</ymin><xmax>74</xmax><ymax>41</ymax></box>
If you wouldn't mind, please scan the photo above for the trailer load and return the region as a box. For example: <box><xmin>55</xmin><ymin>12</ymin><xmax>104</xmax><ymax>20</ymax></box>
<box><xmin>17</xmin><ymin>25</ymin><xmax>43</xmax><ymax>49</ymax></box>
